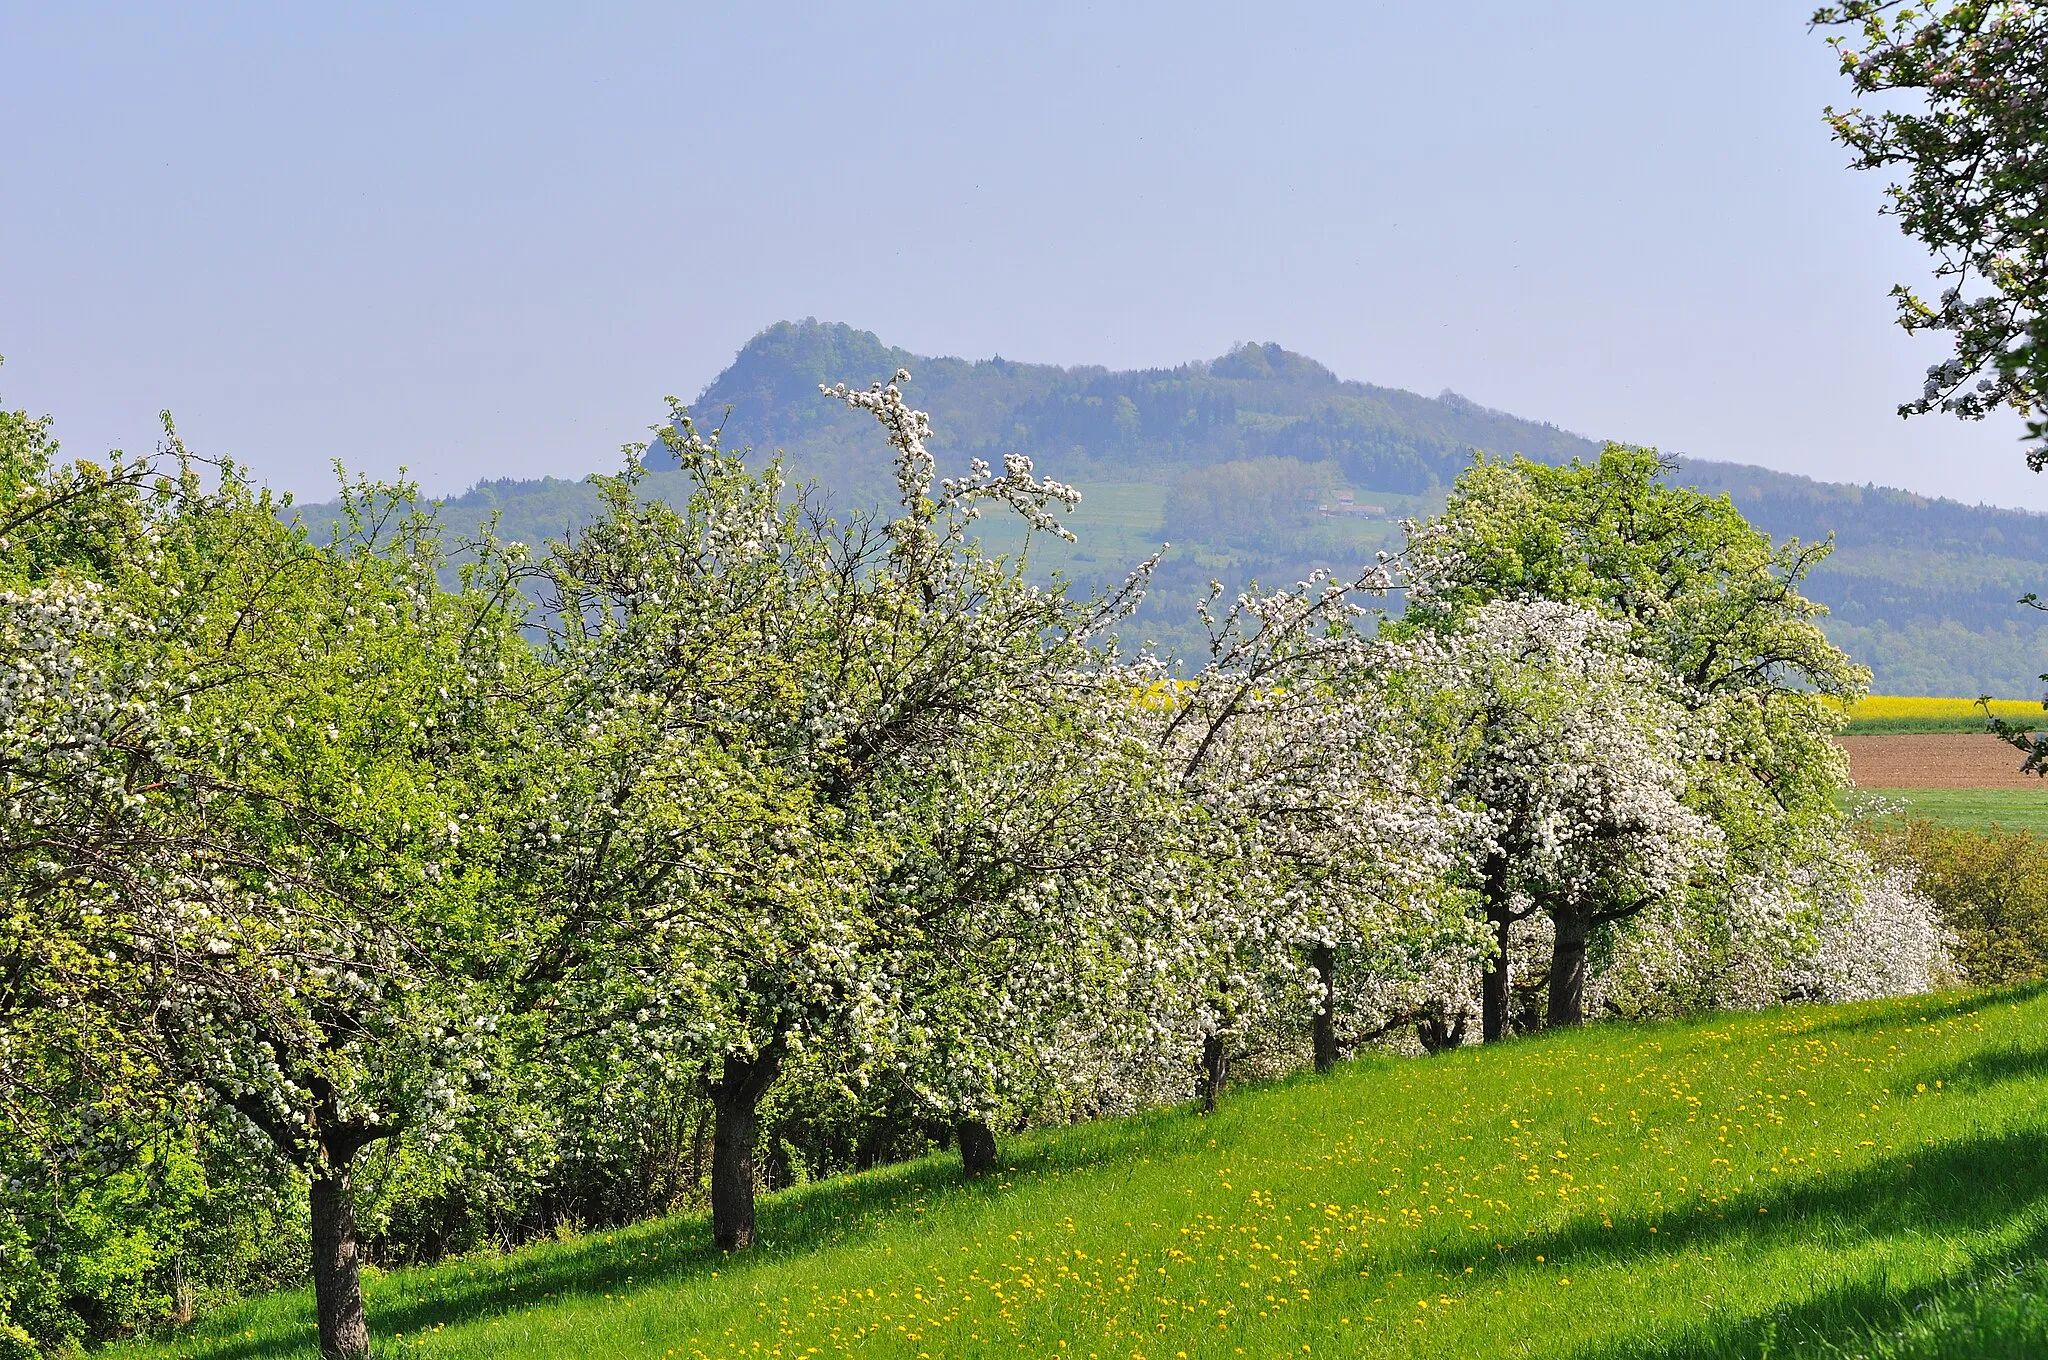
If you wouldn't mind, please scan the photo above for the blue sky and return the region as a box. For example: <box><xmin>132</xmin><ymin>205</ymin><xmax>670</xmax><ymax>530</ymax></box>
<box><xmin>4</xmin><ymin>2</ymin><xmax>2040</xmax><ymax>507</ymax></box>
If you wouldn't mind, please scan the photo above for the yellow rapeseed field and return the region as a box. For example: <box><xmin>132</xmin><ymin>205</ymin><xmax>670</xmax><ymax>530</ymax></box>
<box><xmin>1849</xmin><ymin>695</ymin><xmax>2042</xmax><ymax>723</ymax></box>
<box><xmin>1838</xmin><ymin>694</ymin><xmax>2046</xmax><ymax>732</ymax></box>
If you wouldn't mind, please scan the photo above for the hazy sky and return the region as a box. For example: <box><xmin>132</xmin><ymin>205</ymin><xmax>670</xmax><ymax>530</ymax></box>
<box><xmin>5</xmin><ymin>2</ymin><xmax>2042</xmax><ymax>508</ymax></box>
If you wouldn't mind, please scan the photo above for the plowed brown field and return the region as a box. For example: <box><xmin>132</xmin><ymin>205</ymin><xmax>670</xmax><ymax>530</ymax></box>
<box><xmin>1837</xmin><ymin>733</ymin><xmax>2041</xmax><ymax>788</ymax></box>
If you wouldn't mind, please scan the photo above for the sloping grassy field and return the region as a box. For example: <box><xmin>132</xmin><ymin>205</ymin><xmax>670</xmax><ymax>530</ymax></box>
<box><xmin>1858</xmin><ymin>787</ymin><xmax>2048</xmax><ymax>834</ymax></box>
<box><xmin>130</xmin><ymin>988</ymin><xmax>2048</xmax><ymax>1360</ymax></box>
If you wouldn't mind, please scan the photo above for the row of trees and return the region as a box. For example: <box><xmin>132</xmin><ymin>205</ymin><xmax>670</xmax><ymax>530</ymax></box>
<box><xmin>1161</xmin><ymin>455</ymin><xmax>1342</xmax><ymax>545</ymax></box>
<box><xmin>2</xmin><ymin>372</ymin><xmax>1945</xmax><ymax>1357</ymax></box>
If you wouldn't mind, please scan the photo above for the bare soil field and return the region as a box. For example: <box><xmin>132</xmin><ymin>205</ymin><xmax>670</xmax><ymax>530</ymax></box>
<box><xmin>1837</xmin><ymin>733</ymin><xmax>2044</xmax><ymax>788</ymax></box>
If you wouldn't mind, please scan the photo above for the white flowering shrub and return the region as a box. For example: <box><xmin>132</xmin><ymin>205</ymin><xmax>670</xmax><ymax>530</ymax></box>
<box><xmin>1381</xmin><ymin>598</ymin><xmax>1723</xmax><ymax>1037</ymax></box>
<box><xmin>1786</xmin><ymin>859</ymin><xmax>1955</xmax><ymax>1004</ymax></box>
<box><xmin>1111</xmin><ymin>551</ymin><xmax>1484</xmax><ymax>1099</ymax></box>
<box><xmin>1578</xmin><ymin>826</ymin><xmax>1951</xmax><ymax>1020</ymax></box>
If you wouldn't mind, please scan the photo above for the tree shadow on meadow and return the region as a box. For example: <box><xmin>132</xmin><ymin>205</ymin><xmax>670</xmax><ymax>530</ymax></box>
<box><xmin>1786</xmin><ymin>981</ymin><xmax>2048</xmax><ymax>1043</ymax></box>
<box><xmin>1306</xmin><ymin>1111</ymin><xmax>2048</xmax><ymax>1358</ymax></box>
<box><xmin>1912</xmin><ymin>1031</ymin><xmax>2048</xmax><ymax>1094</ymax></box>
<box><xmin>1561</xmin><ymin>1212</ymin><xmax>2048</xmax><ymax>1360</ymax></box>
<box><xmin>161</xmin><ymin>1098</ymin><xmax>1212</xmax><ymax>1358</ymax></box>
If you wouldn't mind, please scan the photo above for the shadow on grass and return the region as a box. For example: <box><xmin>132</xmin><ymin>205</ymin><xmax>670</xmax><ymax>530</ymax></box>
<box><xmin>1916</xmin><ymin>1035</ymin><xmax>2048</xmax><ymax>1096</ymax></box>
<box><xmin>1308</xmin><ymin>1112</ymin><xmax>2048</xmax><ymax>1358</ymax></box>
<box><xmin>160</xmin><ymin>1094</ymin><xmax>1230</xmax><ymax>1359</ymax></box>
<box><xmin>1566</xmin><ymin>1213</ymin><xmax>2048</xmax><ymax>1360</ymax></box>
<box><xmin>1786</xmin><ymin>981</ymin><xmax>2048</xmax><ymax>1043</ymax></box>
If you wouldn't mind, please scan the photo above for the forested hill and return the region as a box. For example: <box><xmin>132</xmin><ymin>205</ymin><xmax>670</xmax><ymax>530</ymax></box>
<box><xmin>674</xmin><ymin>318</ymin><xmax>1599</xmax><ymax>503</ymax></box>
<box><xmin>333</xmin><ymin>319</ymin><xmax>2048</xmax><ymax>694</ymax></box>
<box><xmin>1668</xmin><ymin>460</ymin><xmax>2048</xmax><ymax>696</ymax></box>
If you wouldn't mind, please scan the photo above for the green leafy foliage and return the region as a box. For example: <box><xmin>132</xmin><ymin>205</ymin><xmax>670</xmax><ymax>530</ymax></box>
<box><xmin>1816</xmin><ymin>0</ymin><xmax>2048</xmax><ymax>466</ymax></box>
<box><xmin>1873</xmin><ymin>819</ymin><xmax>2048</xmax><ymax>985</ymax></box>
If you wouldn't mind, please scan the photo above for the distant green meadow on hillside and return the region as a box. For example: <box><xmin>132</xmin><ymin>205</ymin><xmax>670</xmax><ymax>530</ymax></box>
<box><xmin>130</xmin><ymin>986</ymin><xmax>2048</xmax><ymax>1360</ymax></box>
<box><xmin>294</xmin><ymin>322</ymin><xmax>2048</xmax><ymax>694</ymax></box>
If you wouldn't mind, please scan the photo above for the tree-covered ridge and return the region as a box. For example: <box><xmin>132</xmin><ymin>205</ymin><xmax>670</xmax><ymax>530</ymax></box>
<box><xmin>669</xmin><ymin>319</ymin><xmax>1600</xmax><ymax>505</ymax></box>
<box><xmin>1669</xmin><ymin>460</ymin><xmax>2048</xmax><ymax>695</ymax></box>
<box><xmin>337</xmin><ymin>319</ymin><xmax>2047</xmax><ymax>694</ymax></box>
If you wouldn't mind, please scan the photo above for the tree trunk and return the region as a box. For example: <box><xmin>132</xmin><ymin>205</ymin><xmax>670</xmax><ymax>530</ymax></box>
<box><xmin>169</xmin><ymin>1252</ymin><xmax>194</xmax><ymax>1326</ymax></box>
<box><xmin>1199</xmin><ymin>1033</ymin><xmax>1230</xmax><ymax>1113</ymax></box>
<box><xmin>1481</xmin><ymin>909</ymin><xmax>1512</xmax><ymax>1044</ymax></box>
<box><xmin>710</xmin><ymin>1042</ymin><xmax>785</xmax><ymax>1252</ymax></box>
<box><xmin>955</xmin><ymin>1118</ymin><xmax>998</xmax><ymax>1178</ymax></box>
<box><xmin>1547</xmin><ymin>909</ymin><xmax>1591</xmax><ymax>1029</ymax></box>
<box><xmin>1309</xmin><ymin>943</ymin><xmax>1339</xmax><ymax>1073</ymax></box>
<box><xmin>1417</xmin><ymin>1009</ymin><xmax>1468</xmax><ymax>1054</ymax></box>
<box><xmin>688</xmin><ymin>1105</ymin><xmax>709</xmax><ymax>1210</ymax></box>
<box><xmin>309</xmin><ymin>1163</ymin><xmax>369</xmax><ymax>1359</ymax></box>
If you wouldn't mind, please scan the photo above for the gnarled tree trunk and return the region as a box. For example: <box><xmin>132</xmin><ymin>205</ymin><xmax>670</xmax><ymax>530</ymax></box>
<box><xmin>955</xmin><ymin>1118</ymin><xmax>998</xmax><ymax>1178</ymax></box>
<box><xmin>1481</xmin><ymin>909</ymin><xmax>1512</xmax><ymax>1043</ymax></box>
<box><xmin>1417</xmin><ymin>1009</ymin><xmax>1468</xmax><ymax>1054</ymax></box>
<box><xmin>710</xmin><ymin>1040</ymin><xmax>786</xmax><ymax>1251</ymax></box>
<box><xmin>1547</xmin><ymin>909</ymin><xmax>1592</xmax><ymax>1028</ymax></box>
<box><xmin>1309</xmin><ymin>942</ymin><xmax>1339</xmax><ymax>1073</ymax></box>
<box><xmin>1199</xmin><ymin>1033</ymin><xmax>1230</xmax><ymax>1113</ymax></box>
<box><xmin>1477</xmin><ymin>850</ymin><xmax>1520</xmax><ymax>1044</ymax></box>
<box><xmin>309</xmin><ymin>1162</ymin><xmax>369</xmax><ymax>1359</ymax></box>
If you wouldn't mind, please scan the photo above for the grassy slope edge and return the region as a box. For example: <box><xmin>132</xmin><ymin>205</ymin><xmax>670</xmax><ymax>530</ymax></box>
<box><xmin>1856</xmin><ymin>788</ymin><xmax>2048</xmax><ymax>834</ymax></box>
<box><xmin>128</xmin><ymin>988</ymin><xmax>2048</xmax><ymax>1360</ymax></box>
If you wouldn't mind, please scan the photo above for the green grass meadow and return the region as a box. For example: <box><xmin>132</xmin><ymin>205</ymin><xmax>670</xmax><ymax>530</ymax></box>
<box><xmin>971</xmin><ymin>481</ymin><xmax>1165</xmax><ymax>561</ymax></box>
<box><xmin>1854</xmin><ymin>787</ymin><xmax>2048</xmax><ymax>834</ymax></box>
<box><xmin>129</xmin><ymin>986</ymin><xmax>2048</xmax><ymax>1360</ymax></box>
